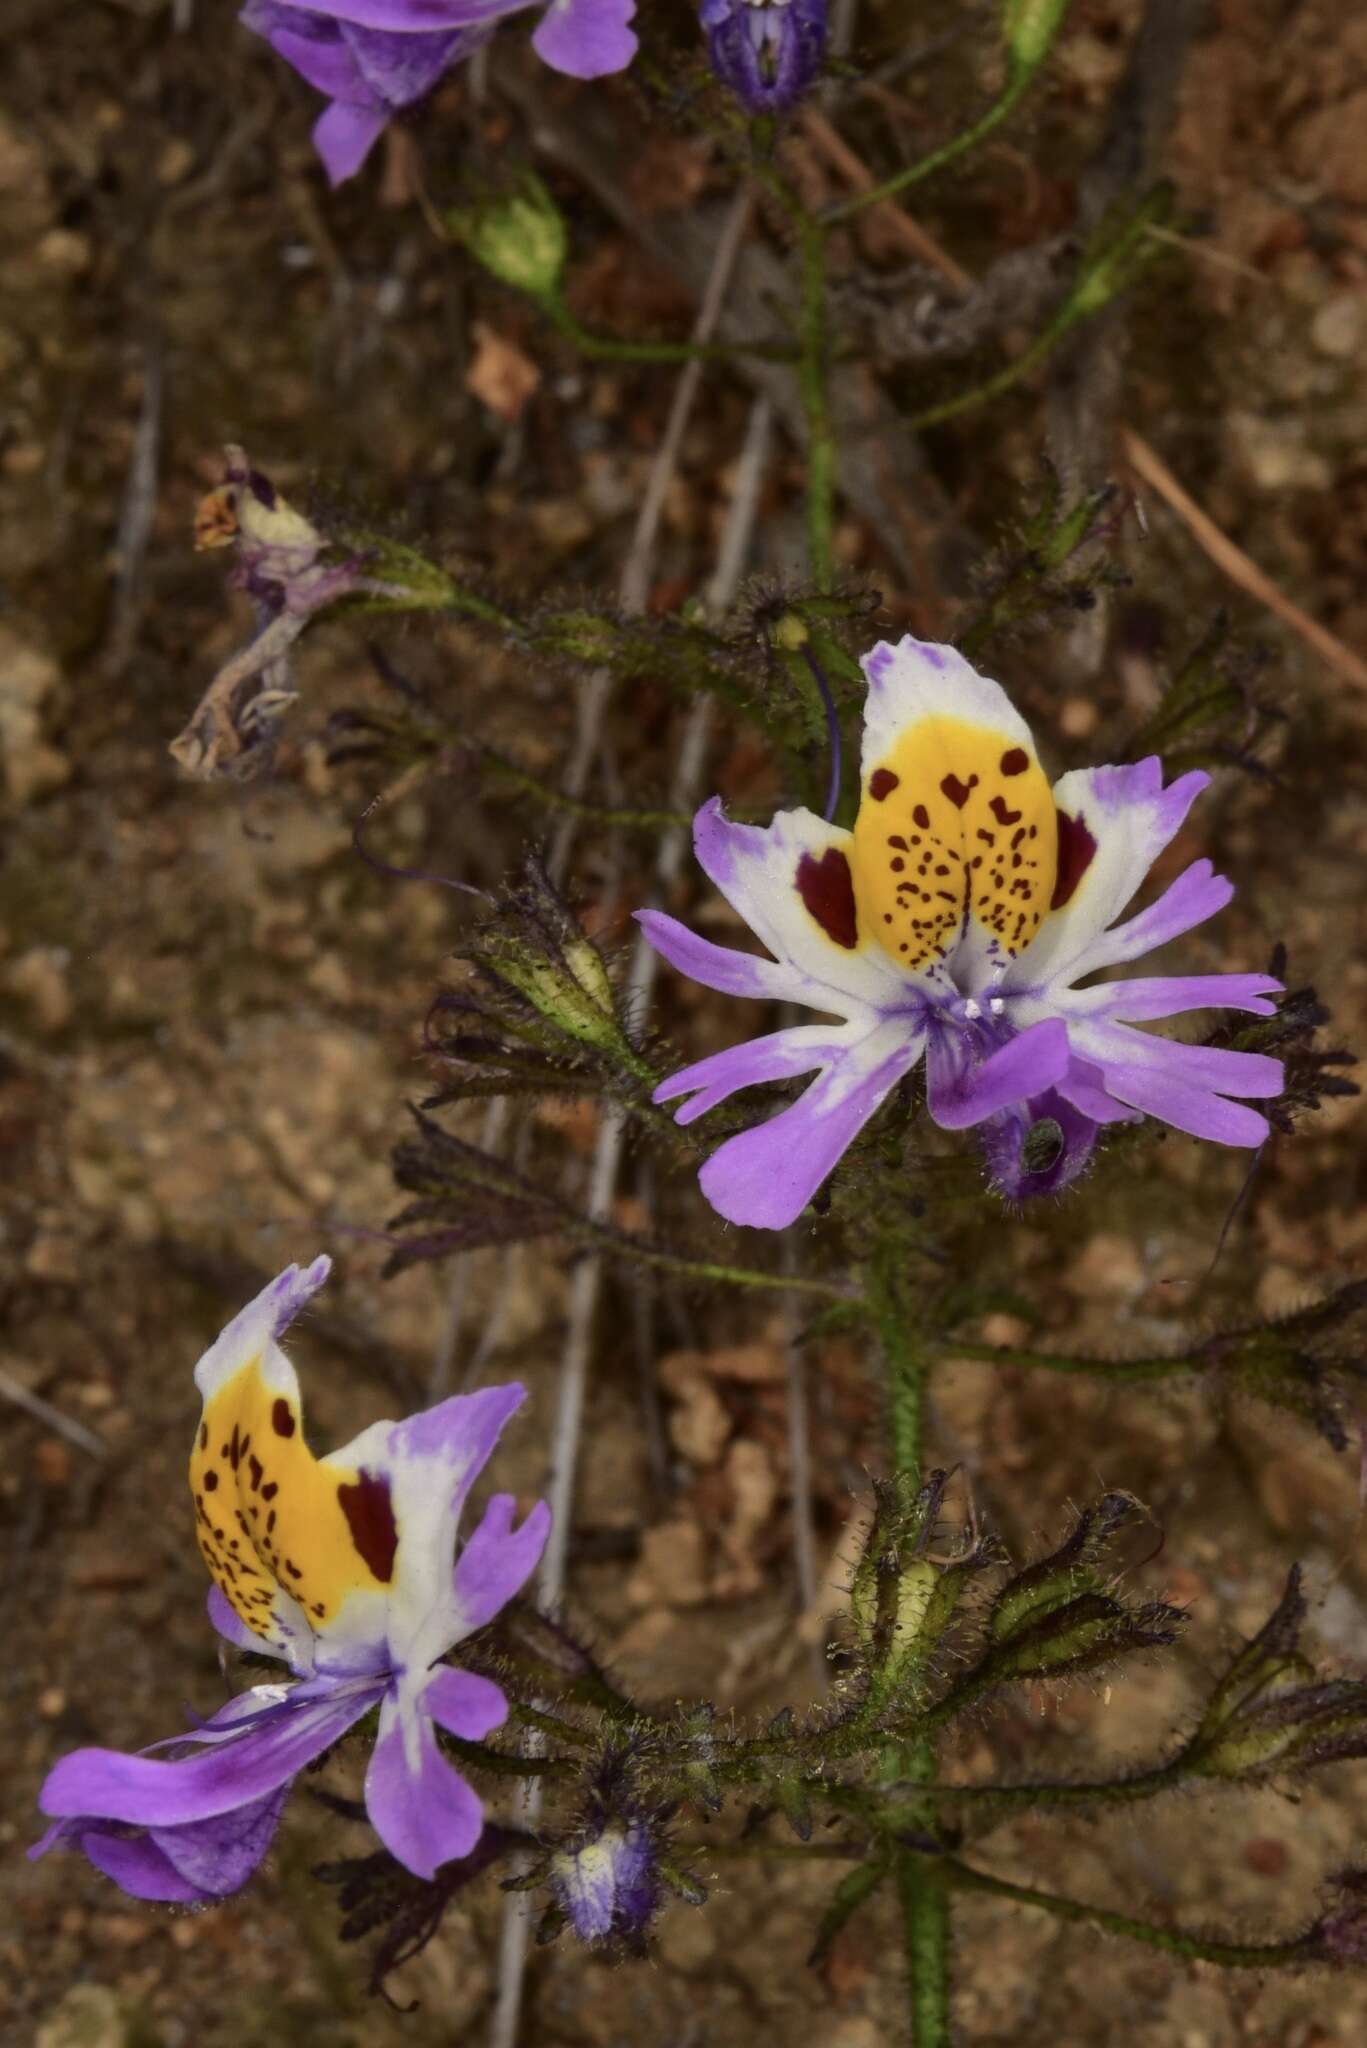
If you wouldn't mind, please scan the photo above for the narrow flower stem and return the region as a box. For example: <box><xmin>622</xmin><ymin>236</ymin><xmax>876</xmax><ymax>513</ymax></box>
<box><xmin>800</xmin><ymin>644</ymin><xmax>844</xmax><ymax>821</ymax></box>
<box><xmin>933</xmin><ymin>1337</ymin><xmax>1193</xmax><ymax>1384</ymax></box>
<box><xmin>797</xmin><ymin>212</ymin><xmax>836</xmax><ymax>591</ymax></box>
<box><xmin>822</xmin><ymin>72</ymin><xmax>1030</xmax><ymax>224</ymax></box>
<box><xmin>901</xmin><ymin>301</ymin><xmax>1082</xmax><ymax>434</ymax></box>
<box><xmin>540</xmin><ymin>294</ymin><xmax>795</xmax><ymax>365</ymax></box>
<box><xmin>943</xmin><ymin>1857</ymin><xmax>1316</xmax><ymax>1968</ymax></box>
<box><xmin>573</xmin><ymin>1215</ymin><xmax>851</xmax><ymax>1302</ymax></box>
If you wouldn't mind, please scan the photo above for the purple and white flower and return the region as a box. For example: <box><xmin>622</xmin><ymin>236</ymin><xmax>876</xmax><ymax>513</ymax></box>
<box><xmin>31</xmin><ymin>1258</ymin><xmax>549</xmax><ymax>1899</ymax></box>
<box><xmin>241</xmin><ymin>0</ymin><xmax>638</xmax><ymax>184</ymax></box>
<box><xmin>551</xmin><ymin>1818</ymin><xmax>660</xmax><ymax>1943</ymax></box>
<box><xmin>701</xmin><ymin>0</ymin><xmax>828</xmax><ymax>114</ymax></box>
<box><xmin>639</xmin><ymin>636</ymin><xmax>1284</xmax><ymax>1228</ymax></box>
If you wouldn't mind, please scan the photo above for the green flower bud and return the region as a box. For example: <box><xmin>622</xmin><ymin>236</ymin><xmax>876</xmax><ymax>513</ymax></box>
<box><xmin>1002</xmin><ymin>0</ymin><xmax>1073</xmax><ymax>72</ymax></box>
<box><xmin>451</xmin><ymin>176</ymin><xmax>568</xmax><ymax>302</ymax></box>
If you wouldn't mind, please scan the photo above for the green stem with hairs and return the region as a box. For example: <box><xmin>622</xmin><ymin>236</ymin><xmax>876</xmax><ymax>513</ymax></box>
<box><xmin>933</xmin><ymin>1337</ymin><xmax>1194</xmax><ymax>1384</ymax></box>
<box><xmin>866</xmin><ymin>1238</ymin><xmax>951</xmax><ymax>2044</ymax></box>
<box><xmin>943</xmin><ymin>1858</ymin><xmax>1318</xmax><ymax>1968</ymax></box>
<box><xmin>540</xmin><ymin>292</ymin><xmax>795</xmax><ymax>365</ymax></box>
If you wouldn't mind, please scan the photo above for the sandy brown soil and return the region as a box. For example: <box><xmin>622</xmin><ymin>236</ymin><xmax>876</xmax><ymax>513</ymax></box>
<box><xmin>4</xmin><ymin>2</ymin><xmax>1367</xmax><ymax>2044</ymax></box>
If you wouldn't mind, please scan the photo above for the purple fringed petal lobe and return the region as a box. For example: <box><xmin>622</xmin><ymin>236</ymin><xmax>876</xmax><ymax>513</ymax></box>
<box><xmin>1065</xmin><ymin>972</ymin><xmax>1281</xmax><ymax>1023</ymax></box>
<box><xmin>655</xmin><ymin>1026</ymin><xmax>845</xmax><ymax>1124</ymax></box>
<box><xmin>532</xmin><ymin>0</ymin><xmax>637</xmax><ymax>76</ymax></box>
<box><xmin>364</xmin><ymin>1691</ymin><xmax>485</xmax><ymax>1878</ymax></box>
<box><xmin>38</xmin><ymin>1683</ymin><xmax>377</xmax><ymax>1829</ymax></box>
<box><xmin>691</xmin><ymin>797</ymin><xmax>910</xmax><ymax>1012</ymax></box>
<box><xmin>1066</xmin><ymin>860</ymin><xmax>1235</xmax><ymax>978</ymax></box>
<box><xmin>423</xmin><ymin>1666</ymin><xmax>509</xmax><ymax>1739</ymax></box>
<box><xmin>1007</xmin><ymin>760</ymin><xmax>1212</xmax><ymax>989</ymax></box>
<box><xmin>1074</xmin><ymin>1024</ymin><xmax>1284</xmax><ymax>1100</ymax></box>
<box><xmin>1097</xmin><ymin>1066</ymin><xmax>1272</xmax><ymax>1146</ymax></box>
<box><xmin>452</xmin><ymin>1493</ymin><xmax>551</xmax><ymax>1634</ymax></box>
<box><xmin>1053</xmin><ymin>1055</ymin><xmax>1142</xmax><ymax>1126</ymax></box>
<box><xmin>634</xmin><ymin>909</ymin><xmax>796</xmax><ymax>1004</ymax></box>
<box><xmin>151</xmin><ymin>1786</ymin><xmax>291</xmax><ymax>1895</ymax></box>
<box><xmin>926</xmin><ymin>1019</ymin><xmax>1070</xmax><ymax>1132</ymax></box>
<box><xmin>697</xmin><ymin>1025</ymin><xmax>924</xmax><ymax>1229</ymax></box>
<box><xmin>312</xmin><ymin>98</ymin><xmax>390</xmax><ymax>180</ymax></box>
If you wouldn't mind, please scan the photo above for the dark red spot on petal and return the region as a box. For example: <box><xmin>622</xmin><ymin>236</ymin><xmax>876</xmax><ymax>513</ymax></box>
<box><xmin>940</xmin><ymin>773</ymin><xmax>977</xmax><ymax>809</ymax></box>
<box><xmin>869</xmin><ymin>768</ymin><xmax>899</xmax><ymax>800</ymax></box>
<box><xmin>1001</xmin><ymin>748</ymin><xmax>1029</xmax><ymax>776</ymax></box>
<box><xmin>337</xmin><ymin>1468</ymin><xmax>398</xmax><ymax>1583</ymax></box>
<box><xmin>199</xmin><ymin>1424</ymin><xmax>208</xmax><ymax>1451</ymax></box>
<box><xmin>795</xmin><ymin>847</ymin><xmax>858</xmax><ymax>949</ymax></box>
<box><xmin>988</xmin><ymin>795</ymin><xmax>1022</xmax><ymax>826</ymax></box>
<box><xmin>271</xmin><ymin>1399</ymin><xmax>295</xmax><ymax>1438</ymax></box>
<box><xmin>1051</xmin><ymin>808</ymin><xmax>1097</xmax><ymax>909</ymax></box>
<box><xmin>912</xmin><ymin>805</ymin><xmax>930</xmax><ymax>829</ymax></box>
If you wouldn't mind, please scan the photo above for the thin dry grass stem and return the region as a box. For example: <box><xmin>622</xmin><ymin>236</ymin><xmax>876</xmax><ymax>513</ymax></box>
<box><xmin>1122</xmin><ymin>427</ymin><xmax>1367</xmax><ymax>694</ymax></box>
<box><xmin>0</xmin><ymin>1367</ymin><xmax>106</xmax><ymax>1459</ymax></box>
<box><xmin>485</xmin><ymin>205</ymin><xmax>763</xmax><ymax>2048</ymax></box>
<box><xmin>797</xmin><ymin>108</ymin><xmax>973</xmax><ymax>290</ymax></box>
<box><xmin>426</xmin><ymin>190</ymin><xmax>756</xmax><ymax>1411</ymax></box>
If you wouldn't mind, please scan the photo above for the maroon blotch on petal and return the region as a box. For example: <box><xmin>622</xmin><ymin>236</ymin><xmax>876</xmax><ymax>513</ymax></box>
<box><xmin>868</xmin><ymin>768</ymin><xmax>899</xmax><ymax>801</ymax></box>
<box><xmin>795</xmin><ymin>848</ymin><xmax>859</xmax><ymax>949</ymax></box>
<box><xmin>1000</xmin><ymin>748</ymin><xmax>1029</xmax><ymax>776</ymax></box>
<box><xmin>1051</xmin><ymin>809</ymin><xmax>1097</xmax><ymax>909</ymax></box>
<box><xmin>337</xmin><ymin>1469</ymin><xmax>398</xmax><ymax>1583</ymax></box>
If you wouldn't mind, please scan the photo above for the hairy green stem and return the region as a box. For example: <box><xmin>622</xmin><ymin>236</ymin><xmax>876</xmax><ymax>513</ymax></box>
<box><xmin>934</xmin><ymin>1338</ymin><xmax>1192</xmax><ymax>1384</ymax></box>
<box><xmin>866</xmin><ymin>1238</ymin><xmax>952</xmax><ymax>2044</ymax></box>
<box><xmin>541</xmin><ymin>292</ymin><xmax>794</xmax><ymax>365</ymax></box>
<box><xmin>943</xmin><ymin>1858</ymin><xmax>1316</xmax><ymax>1968</ymax></box>
<box><xmin>899</xmin><ymin>1857</ymin><xmax>954</xmax><ymax>2048</ymax></box>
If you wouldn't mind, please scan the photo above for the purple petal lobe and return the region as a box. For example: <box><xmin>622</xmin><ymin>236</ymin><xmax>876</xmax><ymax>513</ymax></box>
<box><xmin>452</xmin><ymin>1493</ymin><xmax>551</xmax><ymax>1633</ymax></box>
<box><xmin>364</xmin><ymin>1692</ymin><xmax>485</xmax><ymax>1878</ymax></box>
<box><xmin>312</xmin><ymin>99</ymin><xmax>390</xmax><ymax>182</ymax></box>
<box><xmin>38</xmin><ymin>1685</ymin><xmax>376</xmax><ymax>1828</ymax></box>
<box><xmin>81</xmin><ymin>1828</ymin><xmax>215</xmax><ymax>1904</ymax></box>
<box><xmin>697</xmin><ymin>1027</ymin><xmax>923</xmax><ymax>1228</ymax></box>
<box><xmin>423</xmin><ymin>1666</ymin><xmax>509</xmax><ymax>1739</ymax></box>
<box><xmin>150</xmin><ymin>1786</ymin><xmax>290</xmax><ymax>1894</ymax></box>
<box><xmin>926</xmin><ymin>1019</ymin><xmax>1070</xmax><ymax>1131</ymax></box>
<box><xmin>532</xmin><ymin>0</ymin><xmax>637</xmax><ymax>76</ymax></box>
<box><xmin>634</xmin><ymin>909</ymin><xmax>792</xmax><ymax>1003</ymax></box>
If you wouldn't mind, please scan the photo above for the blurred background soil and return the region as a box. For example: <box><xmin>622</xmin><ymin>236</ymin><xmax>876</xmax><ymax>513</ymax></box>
<box><xmin>3</xmin><ymin>1</ymin><xmax>1367</xmax><ymax>2043</ymax></box>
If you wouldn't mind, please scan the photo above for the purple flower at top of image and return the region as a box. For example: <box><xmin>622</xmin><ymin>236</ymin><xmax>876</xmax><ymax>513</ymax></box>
<box><xmin>701</xmin><ymin>0</ymin><xmax>828</xmax><ymax>114</ymax></box>
<box><xmin>31</xmin><ymin>1258</ymin><xmax>550</xmax><ymax>1900</ymax></box>
<box><xmin>638</xmin><ymin>636</ymin><xmax>1286</xmax><ymax>1228</ymax></box>
<box><xmin>241</xmin><ymin>0</ymin><xmax>638</xmax><ymax>184</ymax></box>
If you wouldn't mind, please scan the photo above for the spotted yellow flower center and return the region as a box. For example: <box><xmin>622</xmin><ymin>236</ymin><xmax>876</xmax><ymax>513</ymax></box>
<box><xmin>190</xmin><ymin>1356</ymin><xmax>397</xmax><ymax>1644</ymax></box>
<box><xmin>851</xmin><ymin>716</ymin><xmax>1059</xmax><ymax>969</ymax></box>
